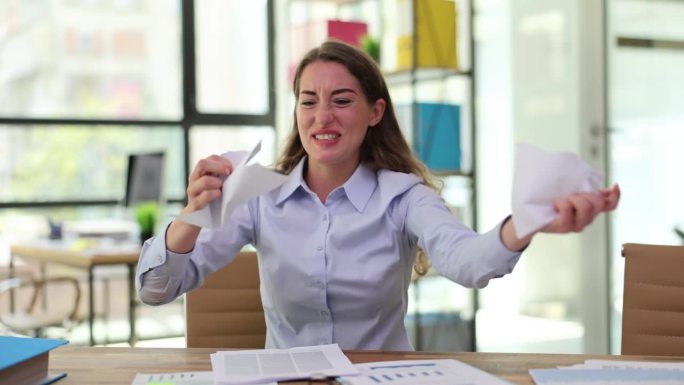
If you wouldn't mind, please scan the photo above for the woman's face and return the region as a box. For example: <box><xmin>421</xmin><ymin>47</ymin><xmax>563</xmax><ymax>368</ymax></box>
<box><xmin>296</xmin><ymin>60</ymin><xmax>385</xmax><ymax>171</ymax></box>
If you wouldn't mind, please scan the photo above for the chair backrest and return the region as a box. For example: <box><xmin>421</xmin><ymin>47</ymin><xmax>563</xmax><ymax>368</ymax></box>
<box><xmin>621</xmin><ymin>243</ymin><xmax>684</xmax><ymax>356</ymax></box>
<box><xmin>0</xmin><ymin>274</ymin><xmax>82</xmax><ymax>337</ymax></box>
<box><xmin>185</xmin><ymin>251</ymin><xmax>266</xmax><ymax>348</ymax></box>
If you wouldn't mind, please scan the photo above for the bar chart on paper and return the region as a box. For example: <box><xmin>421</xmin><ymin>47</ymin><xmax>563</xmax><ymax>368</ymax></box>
<box><xmin>131</xmin><ymin>371</ymin><xmax>214</xmax><ymax>385</ymax></box>
<box><xmin>339</xmin><ymin>359</ymin><xmax>513</xmax><ymax>385</ymax></box>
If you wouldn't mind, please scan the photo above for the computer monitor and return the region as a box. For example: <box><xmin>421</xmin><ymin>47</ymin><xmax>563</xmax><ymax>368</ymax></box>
<box><xmin>124</xmin><ymin>152</ymin><xmax>165</xmax><ymax>207</ymax></box>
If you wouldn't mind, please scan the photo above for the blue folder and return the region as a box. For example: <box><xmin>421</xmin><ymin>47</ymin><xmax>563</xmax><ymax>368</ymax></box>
<box><xmin>0</xmin><ymin>336</ymin><xmax>68</xmax><ymax>385</ymax></box>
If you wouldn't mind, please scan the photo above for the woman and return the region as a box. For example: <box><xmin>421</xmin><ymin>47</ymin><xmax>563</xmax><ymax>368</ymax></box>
<box><xmin>136</xmin><ymin>40</ymin><xmax>620</xmax><ymax>350</ymax></box>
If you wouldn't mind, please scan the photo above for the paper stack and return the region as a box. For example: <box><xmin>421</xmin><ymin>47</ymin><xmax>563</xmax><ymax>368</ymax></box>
<box><xmin>132</xmin><ymin>344</ymin><xmax>514</xmax><ymax>385</ymax></box>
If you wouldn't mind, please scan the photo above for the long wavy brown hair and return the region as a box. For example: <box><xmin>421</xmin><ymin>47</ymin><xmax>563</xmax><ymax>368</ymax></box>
<box><xmin>276</xmin><ymin>40</ymin><xmax>436</xmax><ymax>189</ymax></box>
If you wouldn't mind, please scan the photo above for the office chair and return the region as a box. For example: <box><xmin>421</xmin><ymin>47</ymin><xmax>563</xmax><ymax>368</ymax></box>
<box><xmin>0</xmin><ymin>273</ymin><xmax>82</xmax><ymax>338</ymax></box>
<box><xmin>621</xmin><ymin>243</ymin><xmax>684</xmax><ymax>356</ymax></box>
<box><xmin>185</xmin><ymin>251</ymin><xmax>266</xmax><ymax>348</ymax></box>
<box><xmin>185</xmin><ymin>250</ymin><xmax>432</xmax><ymax>349</ymax></box>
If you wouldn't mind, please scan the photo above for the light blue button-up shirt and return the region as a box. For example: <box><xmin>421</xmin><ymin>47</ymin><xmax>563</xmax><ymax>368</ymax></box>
<box><xmin>136</xmin><ymin>158</ymin><xmax>521</xmax><ymax>350</ymax></box>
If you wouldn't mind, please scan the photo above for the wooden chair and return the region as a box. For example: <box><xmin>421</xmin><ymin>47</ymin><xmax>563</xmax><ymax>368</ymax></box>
<box><xmin>621</xmin><ymin>243</ymin><xmax>684</xmax><ymax>356</ymax></box>
<box><xmin>185</xmin><ymin>251</ymin><xmax>266</xmax><ymax>348</ymax></box>
<box><xmin>0</xmin><ymin>273</ymin><xmax>82</xmax><ymax>337</ymax></box>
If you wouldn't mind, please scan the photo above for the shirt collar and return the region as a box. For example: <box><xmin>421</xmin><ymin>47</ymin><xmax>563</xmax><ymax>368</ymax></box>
<box><xmin>274</xmin><ymin>157</ymin><xmax>377</xmax><ymax>213</ymax></box>
<box><xmin>342</xmin><ymin>163</ymin><xmax>376</xmax><ymax>213</ymax></box>
<box><xmin>275</xmin><ymin>157</ymin><xmax>307</xmax><ymax>205</ymax></box>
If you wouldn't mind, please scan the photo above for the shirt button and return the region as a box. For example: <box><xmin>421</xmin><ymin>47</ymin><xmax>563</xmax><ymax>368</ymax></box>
<box><xmin>156</xmin><ymin>256</ymin><xmax>162</xmax><ymax>263</ymax></box>
<box><xmin>323</xmin><ymin>214</ymin><xmax>328</xmax><ymax>221</ymax></box>
<box><xmin>316</xmin><ymin>245</ymin><xmax>323</xmax><ymax>251</ymax></box>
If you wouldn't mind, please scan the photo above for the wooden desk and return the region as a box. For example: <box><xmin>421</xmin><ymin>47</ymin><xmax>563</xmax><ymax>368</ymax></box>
<box><xmin>10</xmin><ymin>241</ymin><xmax>141</xmax><ymax>346</ymax></box>
<box><xmin>50</xmin><ymin>346</ymin><xmax>684</xmax><ymax>385</ymax></box>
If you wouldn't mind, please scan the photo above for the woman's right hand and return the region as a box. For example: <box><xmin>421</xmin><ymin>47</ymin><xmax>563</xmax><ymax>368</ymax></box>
<box><xmin>184</xmin><ymin>155</ymin><xmax>234</xmax><ymax>213</ymax></box>
<box><xmin>166</xmin><ymin>155</ymin><xmax>233</xmax><ymax>254</ymax></box>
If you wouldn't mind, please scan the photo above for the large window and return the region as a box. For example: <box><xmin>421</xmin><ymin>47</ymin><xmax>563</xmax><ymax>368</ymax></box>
<box><xmin>195</xmin><ymin>0</ymin><xmax>270</xmax><ymax>115</ymax></box>
<box><xmin>0</xmin><ymin>125</ymin><xmax>185</xmax><ymax>202</ymax></box>
<box><xmin>0</xmin><ymin>0</ymin><xmax>274</xmax><ymax>243</ymax></box>
<box><xmin>0</xmin><ymin>1</ymin><xmax>182</xmax><ymax>120</ymax></box>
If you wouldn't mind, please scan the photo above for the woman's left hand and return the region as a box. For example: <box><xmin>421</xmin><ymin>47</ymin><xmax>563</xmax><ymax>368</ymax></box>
<box><xmin>502</xmin><ymin>184</ymin><xmax>621</xmax><ymax>251</ymax></box>
<box><xmin>542</xmin><ymin>184</ymin><xmax>620</xmax><ymax>234</ymax></box>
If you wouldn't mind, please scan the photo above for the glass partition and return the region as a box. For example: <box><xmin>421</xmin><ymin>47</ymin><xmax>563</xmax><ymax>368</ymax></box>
<box><xmin>606</xmin><ymin>0</ymin><xmax>684</xmax><ymax>353</ymax></box>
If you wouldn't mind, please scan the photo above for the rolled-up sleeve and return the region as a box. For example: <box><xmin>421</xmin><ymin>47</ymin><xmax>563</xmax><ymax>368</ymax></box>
<box><xmin>136</xmin><ymin>201</ymin><xmax>256</xmax><ymax>305</ymax></box>
<box><xmin>136</xmin><ymin>226</ymin><xmax>198</xmax><ymax>305</ymax></box>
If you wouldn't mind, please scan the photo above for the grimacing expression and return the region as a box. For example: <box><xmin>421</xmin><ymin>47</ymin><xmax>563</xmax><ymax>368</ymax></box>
<box><xmin>296</xmin><ymin>60</ymin><xmax>385</xmax><ymax>170</ymax></box>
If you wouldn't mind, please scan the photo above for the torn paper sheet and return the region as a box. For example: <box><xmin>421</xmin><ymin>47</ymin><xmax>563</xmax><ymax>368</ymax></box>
<box><xmin>177</xmin><ymin>140</ymin><xmax>288</xmax><ymax>228</ymax></box>
<box><xmin>512</xmin><ymin>142</ymin><xmax>603</xmax><ymax>239</ymax></box>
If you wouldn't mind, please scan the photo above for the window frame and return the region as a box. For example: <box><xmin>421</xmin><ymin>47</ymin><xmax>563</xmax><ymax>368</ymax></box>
<box><xmin>0</xmin><ymin>0</ymin><xmax>276</xmax><ymax>210</ymax></box>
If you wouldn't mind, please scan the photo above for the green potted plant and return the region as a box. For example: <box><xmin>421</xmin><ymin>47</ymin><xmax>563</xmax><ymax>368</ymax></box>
<box><xmin>134</xmin><ymin>201</ymin><xmax>160</xmax><ymax>244</ymax></box>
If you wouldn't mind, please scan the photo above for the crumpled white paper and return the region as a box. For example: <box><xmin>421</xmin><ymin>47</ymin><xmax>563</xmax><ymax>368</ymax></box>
<box><xmin>176</xmin><ymin>140</ymin><xmax>288</xmax><ymax>228</ymax></box>
<box><xmin>511</xmin><ymin>142</ymin><xmax>603</xmax><ymax>239</ymax></box>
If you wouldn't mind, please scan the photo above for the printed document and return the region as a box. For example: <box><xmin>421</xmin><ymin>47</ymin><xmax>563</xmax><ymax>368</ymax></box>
<box><xmin>210</xmin><ymin>343</ymin><xmax>358</xmax><ymax>385</ymax></box>
<box><xmin>576</xmin><ymin>359</ymin><xmax>684</xmax><ymax>370</ymax></box>
<box><xmin>530</xmin><ymin>368</ymin><xmax>684</xmax><ymax>384</ymax></box>
<box><xmin>530</xmin><ymin>359</ymin><xmax>684</xmax><ymax>384</ymax></box>
<box><xmin>131</xmin><ymin>371</ymin><xmax>277</xmax><ymax>385</ymax></box>
<box><xmin>339</xmin><ymin>359</ymin><xmax>513</xmax><ymax>385</ymax></box>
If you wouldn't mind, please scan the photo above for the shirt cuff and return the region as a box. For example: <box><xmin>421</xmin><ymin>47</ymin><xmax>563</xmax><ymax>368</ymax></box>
<box><xmin>136</xmin><ymin>224</ymin><xmax>192</xmax><ymax>288</ymax></box>
<box><xmin>476</xmin><ymin>219</ymin><xmax>523</xmax><ymax>284</ymax></box>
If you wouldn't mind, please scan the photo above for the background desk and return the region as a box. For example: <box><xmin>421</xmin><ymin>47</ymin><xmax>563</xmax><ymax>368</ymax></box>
<box><xmin>10</xmin><ymin>241</ymin><xmax>140</xmax><ymax>346</ymax></box>
<box><xmin>50</xmin><ymin>347</ymin><xmax>684</xmax><ymax>385</ymax></box>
